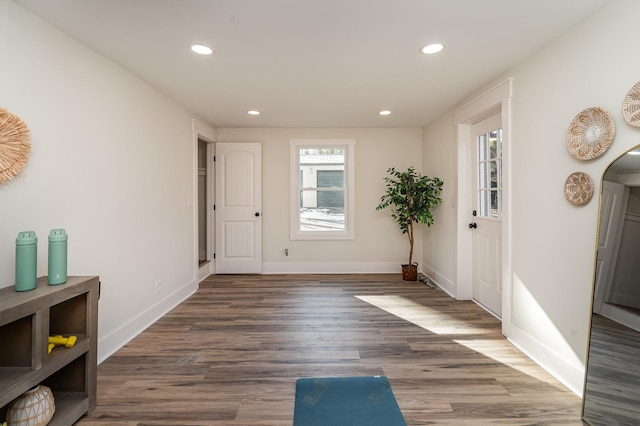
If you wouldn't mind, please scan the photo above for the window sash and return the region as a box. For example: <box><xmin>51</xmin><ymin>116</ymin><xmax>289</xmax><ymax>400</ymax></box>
<box><xmin>290</xmin><ymin>139</ymin><xmax>355</xmax><ymax>240</ymax></box>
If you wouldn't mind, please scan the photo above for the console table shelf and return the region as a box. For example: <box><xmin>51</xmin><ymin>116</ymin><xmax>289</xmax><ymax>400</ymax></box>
<box><xmin>0</xmin><ymin>276</ymin><xmax>99</xmax><ymax>424</ymax></box>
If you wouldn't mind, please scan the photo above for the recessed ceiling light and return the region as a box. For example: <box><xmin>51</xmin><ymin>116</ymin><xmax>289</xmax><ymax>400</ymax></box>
<box><xmin>247</xmin><ymin>110</ymin><xmax>260</xmax><ymax>115</ymax></box>
<box><xmin>379</xmin><ymin>110</ymin><xmax>391</xmax><ymax>116</ymax></box>
<box><xmin>190</xmin><ymin>44</ymin><xmax>213</xmax><ymax>55</ymax></box>
<box><xmin>421</xmin><ymin>43</ymin><xmax>444</xmax><ymax>55</ymax></box>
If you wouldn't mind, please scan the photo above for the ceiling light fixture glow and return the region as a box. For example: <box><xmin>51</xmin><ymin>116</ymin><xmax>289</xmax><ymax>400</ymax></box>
<box><xmin>247</xmin><ymin>110</ymin><xmax>260</xmax><ymax>115</ymax></box>
<box><xmin>379</xmin><ymin>110</ymin><xmax>391</xmax><ymax>116</ymax></box>
<box><xmin>190</xmin><ymin>44</ymin><xmax>213</xmax><ymax>55</ymax></box>
<box><xmin>421</xmin><ymin>43</ymin><xmax>444</xmax><ymax>55</ymax></box>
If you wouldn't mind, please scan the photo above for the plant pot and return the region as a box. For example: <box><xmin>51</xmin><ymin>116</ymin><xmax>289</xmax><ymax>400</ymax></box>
<box><xmin>401</xmin><ymin>263</ymin><xmax>418</xmax><ymax>281</ymax></box>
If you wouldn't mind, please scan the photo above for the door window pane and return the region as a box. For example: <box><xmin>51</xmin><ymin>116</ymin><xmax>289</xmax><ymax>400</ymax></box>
<box><xmin>477</xmin><ymin>128</ymin><xmax>502</xmax><ymax>219</ymax></box>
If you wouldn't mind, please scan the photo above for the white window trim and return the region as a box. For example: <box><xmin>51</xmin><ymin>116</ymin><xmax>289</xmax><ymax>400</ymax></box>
<box><xmin>290</xmin><ymin>139</ymin><xmax>356</xmax><ymax>240</ymax></box>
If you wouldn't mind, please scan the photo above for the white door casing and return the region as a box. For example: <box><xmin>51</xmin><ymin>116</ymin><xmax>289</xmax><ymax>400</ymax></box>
<box><xmin>454</xmin><ymin>78</ymin><xmax>512</xmax><ymax>332</ymax></box>
<box><xmin>193</xmin><ymin>119</ymin><xmax>217</xmax><ymax>282</ymax></box>
<box><xmin>471</xmin><ymin>113</ymin><xmax>503</xmax><ymax>317</ymax></box>
<box><xmin>215</xmin><ymin>142</ymin><xmax>262</xmax><ymax>274</ymax></box>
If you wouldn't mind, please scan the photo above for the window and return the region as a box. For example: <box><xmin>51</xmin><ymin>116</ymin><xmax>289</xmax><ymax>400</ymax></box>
<box><xmin>477</xmin><ymin>128</ymin><xmax>502</xmax><ymax>219</ymax></box>
<box><xmin>290</xmin><ymin>139</ymin><xmax>355</xmax><ymax>240</ymax></box>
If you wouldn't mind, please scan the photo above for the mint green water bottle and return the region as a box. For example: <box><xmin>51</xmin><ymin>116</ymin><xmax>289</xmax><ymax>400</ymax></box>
<box><xmin>15</xmin><ymin>231</ymin><xmax>38</xmax><ymax>292</ymax></box>
<box><xmin>48</xmin><ymin>229</ymin><xmax>68</xmax><ymax>285</ymax></box>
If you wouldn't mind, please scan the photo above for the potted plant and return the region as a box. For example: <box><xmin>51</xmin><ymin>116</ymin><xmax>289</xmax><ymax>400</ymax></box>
<box><xmin>376</xmin><ymin>167</ymin><xmax>443</xmax><ymax>281</ymax></box>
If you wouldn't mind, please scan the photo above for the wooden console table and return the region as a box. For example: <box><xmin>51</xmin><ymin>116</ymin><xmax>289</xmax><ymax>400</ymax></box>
<box><xmin>0</xmin><ymin>276</ymin><xmax>99</xmax><ymax>425</ymax></box>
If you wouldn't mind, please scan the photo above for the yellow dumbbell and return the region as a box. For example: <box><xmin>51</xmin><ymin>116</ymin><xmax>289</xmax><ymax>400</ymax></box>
<box><xmin>48</xmin><ymin>335</ymin><xmax>77</xmax><ymax>354</ymax></box>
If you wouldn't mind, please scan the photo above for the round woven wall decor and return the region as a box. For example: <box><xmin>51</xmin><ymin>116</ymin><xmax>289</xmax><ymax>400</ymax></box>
<box><xmin>0</xmin><ymin>108</ymin><xmax>31</xmax><ymax>184</ymax></box>
<box><xmin>566</xmin><ymin>107</ymin><xmax>615</xmax><ymax>161</ymax></box>
<box><xmin>564</xmin><ymin>171</ymin><xmax>594</xmax><ymax>206</ymax></box>
<box><xmin>622</xmin><ymin>80</ymin><xmax>640</xmax><ymax>127</ymax></box>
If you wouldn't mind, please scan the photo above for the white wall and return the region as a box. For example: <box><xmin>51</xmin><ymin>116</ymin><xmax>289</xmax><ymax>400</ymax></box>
<box><xmin>0</xmin><ymin>1</ymin><xmax>199</xmax><ymax>361</ymax></box>
<box><xmin>216</xmin><ymin>128</ymin><xmax>423</xmax><ymax>273</ymax></box>
<box><xmin>421</xmin><ymin>0</ymin><xmax>640</xmax><ymax>394</ymax></box>
<box><xmin>421</xmin><ymin>115</ymin><xmax>457</xmax><ymax>292</ymax></box>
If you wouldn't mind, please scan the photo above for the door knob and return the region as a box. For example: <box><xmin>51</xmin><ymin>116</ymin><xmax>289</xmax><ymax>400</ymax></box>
<box><xmin>468</xmin><ymin>222</ymin><xmax>477</xmax><ymax>229</ymax></box>
<box><xmin>255</xmin><ymin>212</ymin><xmax>261</xmax><ymax>217</ymax></box>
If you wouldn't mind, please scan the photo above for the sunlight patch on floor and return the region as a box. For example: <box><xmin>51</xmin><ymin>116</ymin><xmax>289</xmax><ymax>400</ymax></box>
<box><xmin>356</xmin><ymin>294</ymin><xmax>565</xmax><ymax>386</ymax></box>
<box><xmin>355</xmin><ymin>295</ymin><xmax>494</xmax><ymax>335</ymax></box>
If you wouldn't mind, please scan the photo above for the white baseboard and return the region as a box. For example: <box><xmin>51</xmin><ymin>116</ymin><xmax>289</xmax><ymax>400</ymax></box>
<box><xmin>198</xmin><ymin>261</ymin><xmax>213</xmax><ymax>281</ymax></box>
<box><xmin>262</xmin><ymin>261</ymin><xmax>402</xmax><ymax>274</ymax></box>
<box><xmin>97</xmin><ymin>279</ymin><xmax>199</xmax><ymax>363</ymax></box>
<box><xmin>422</xmin><ymin>265</ymin><xmax>456</xmax><ymax>297</ymax></box>
<box><xmin>507</xmin><ymin>326</ymin><xmax>584</xmax><ymax>396</ymax></box>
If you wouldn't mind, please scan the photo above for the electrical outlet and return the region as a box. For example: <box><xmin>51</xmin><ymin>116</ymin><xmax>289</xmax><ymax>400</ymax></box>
<box><xmin>155</xmin><ymin>280</ymin><xmax>162</xmax><ymax>295</ymax></box>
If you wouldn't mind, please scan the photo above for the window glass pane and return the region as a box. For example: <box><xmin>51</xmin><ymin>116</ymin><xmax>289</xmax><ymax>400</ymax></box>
<box><xmin>490</xmin><ymin>160</ymin><xmax>498</xmax><ymax>188</ymax></box>
<box><xmin>317</xmin><ymin>170</ymin><xmax>344</xmax><ymax>188</ymax></box>
<box><xmin>479</xmin><ymin>190</ymin><xmax>489</xmax><ymax>217</ymax></box>
<box><xmin>489</xmin><ymin>130</ymin><xmax>498</xmax><ymax>159</ymax></box>
<box><xmin>299</xmin><ymin>147</ymin><xmax>345</xmax><ymax>190</ymax></box>
<box><xmin>298</xmin><ymin>147</ymin><xmax>346</xmax><ymax>231</ymax></box>
<box><xmin>479</xmin><ymin>162</ymin><xmax>488</xmax><ymax>189</ymax></box>
<box><xmin>491</xmin><ymin>189</ymin><xmax>499</xmax><ymax>218</ymax></box>
<box><xmin>299</xmin><ymin>206</ymin><xmax>345</xmax><ymax>232</ymax></box>
<box><xmin>477</xmin><ymin>127</ymin><xmax>503</xmax><ymax>220</ymax></box>
<box><xmin>478</xmin><ymin>135</ymin><xmax>487</xmax><ymax>161</ymax></box>
<box><xmin>317</xmin><ymin>189</ymin><xmax>344</xmax><ymax>208</ymax></box>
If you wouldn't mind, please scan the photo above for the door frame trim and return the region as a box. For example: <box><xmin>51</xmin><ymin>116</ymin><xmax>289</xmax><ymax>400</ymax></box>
<box><xmin>192</xmin><ymin>119</ymin><xmax>217</xmax><ymax>282</ymax></box>
<box><xmin>454</xmin><ymin>78</ymin><xmax>512</xmax><ymax>332</ymax></box>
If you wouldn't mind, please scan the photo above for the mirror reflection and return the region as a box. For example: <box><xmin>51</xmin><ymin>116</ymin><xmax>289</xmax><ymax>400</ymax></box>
<box><xmin>583</xmin><ymin>145</ymin><xmax>640</xmax><ymax>425</ymax></box>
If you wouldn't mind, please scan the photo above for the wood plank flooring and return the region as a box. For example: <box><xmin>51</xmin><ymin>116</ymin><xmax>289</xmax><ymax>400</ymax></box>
<box><xmin>78</xmin><ymin>274</ymin><xmax>583</xmax><ymax>425</ymax></box>
<box><xmin>582</xmin><ymin>313</ymin><xmax>640</xmax><ymax>425</ymax></box>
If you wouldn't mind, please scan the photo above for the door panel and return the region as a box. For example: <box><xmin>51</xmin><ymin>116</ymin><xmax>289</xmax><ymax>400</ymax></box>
<box><xmin>471</xmin><ymin>113</ymin><xmax>502</xmax><ymax>317</ymax></box>
<box><xmin>593</xmin><ymin>180</ymin><xmax>627</xmax><ymax>313</ymax></box>
<box><xmin>215</xmin><ymin>143</ymin><xmax>262</xmax><ymax>274</ymax></box>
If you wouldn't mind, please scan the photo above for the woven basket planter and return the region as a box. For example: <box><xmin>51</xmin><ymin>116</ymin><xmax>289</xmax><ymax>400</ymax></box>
<box><xmin>401</xmin><ymin>263</ymin><xmax>418</xmax><ymax>281</ymax></box>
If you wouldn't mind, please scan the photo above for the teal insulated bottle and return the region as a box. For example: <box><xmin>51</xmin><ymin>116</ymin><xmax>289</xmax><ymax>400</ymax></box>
<box><xmin>15</xmin><ymin>231</ymin><xmax>38</xmax><ymax>292</ymax></box>
<box><xmin>48</xmin><ymin>229</ymin><xmax>68</xmax><ymax>285</ymax></box>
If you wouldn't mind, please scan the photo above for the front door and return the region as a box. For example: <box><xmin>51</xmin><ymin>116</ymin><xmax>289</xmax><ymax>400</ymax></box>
<box><xmin>471</xmin><ymin>113</ymin><xmax>503</xmax><ymax>317</ymax></box>
<box><xmin>215</xmin><ymin>143</ymin><xmax>262</xmax><ymax>274</ymax></box>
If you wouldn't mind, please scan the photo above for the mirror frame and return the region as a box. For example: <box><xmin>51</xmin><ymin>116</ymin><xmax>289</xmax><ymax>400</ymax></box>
<box><xmin>582</xmin><ymin>143</ymin><xmax>640</xmax><ymax>425</ymax></box>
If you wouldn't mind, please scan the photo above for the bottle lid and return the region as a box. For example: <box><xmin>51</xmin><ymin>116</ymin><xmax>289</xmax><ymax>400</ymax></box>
<box><xmin>48</xmin><ymin>229</ymin><xmax>68</xmax><ymax>242</ymax></box>
<box><xmin>16</xmin><ymin>231</ymin><xmax>37</xmax><ymax>245</ymax></box>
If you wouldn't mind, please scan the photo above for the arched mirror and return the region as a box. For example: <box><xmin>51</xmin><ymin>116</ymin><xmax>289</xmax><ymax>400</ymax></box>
<box><xmin>582</xmin><ymin>145</ymin><xmax>640</xmax><ymax>425</ymax></box>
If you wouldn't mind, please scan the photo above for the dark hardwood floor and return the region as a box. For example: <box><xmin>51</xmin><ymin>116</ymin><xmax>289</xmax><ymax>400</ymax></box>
<box><xmin>78</xmin><ymin>274</ymin><xmax>583</xmax><ymax>425</ymax></box>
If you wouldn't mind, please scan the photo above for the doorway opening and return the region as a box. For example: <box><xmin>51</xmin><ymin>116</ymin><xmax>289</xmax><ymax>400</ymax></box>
<box><xmin>197</xmin><ymin>138</ymin><xmax>210</xmax><ymax>266</ymax></box>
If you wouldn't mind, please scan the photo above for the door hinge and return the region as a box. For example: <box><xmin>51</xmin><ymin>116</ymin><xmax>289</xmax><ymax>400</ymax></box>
<box><xmin>213</xmin><ymin>253</ymin><xmax>216</xmax><ymax>259</ymax></box>
<box><xmin>213</xmin><ymin>204</ymin><xmax>216</xmax><ymax>210</ymax></box>
<box><xmin>213</xmin><ymin>155</ymin><xmax>216</xmax><ymax>162</ymax></box>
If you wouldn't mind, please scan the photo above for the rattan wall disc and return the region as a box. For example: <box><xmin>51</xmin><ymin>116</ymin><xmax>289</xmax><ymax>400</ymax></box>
<box><xmin>564</xmin><ymin>172</ymin><xmax>594</xmax><ymax>206</ymax></box>
<box><xmin>622</xmin><ymin>80</ymin><xmax>640</xmax><ymax>127</ymax></box>
<box><xmin>566</xmin><ymin>107</ymin><xmax>615</xmax><ymax>160</ymax></box>
<box><xmin>0</xmin><ymin>108</ymin><xmax>31</xmax><ymax>184</ymax></box>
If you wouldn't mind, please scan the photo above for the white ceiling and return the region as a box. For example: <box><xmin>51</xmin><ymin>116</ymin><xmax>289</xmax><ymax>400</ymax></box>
<box><xmin>15</xmin><ymin>0</ymin><xmax>610</xmax><ymax>128</ymax></box>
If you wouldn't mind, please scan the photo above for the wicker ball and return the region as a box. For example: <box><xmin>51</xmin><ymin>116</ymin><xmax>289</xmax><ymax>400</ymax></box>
<box><xmin>6</xmin><ymin>385</ymin><xmax>55</xmax><ymax>426</ymax></box>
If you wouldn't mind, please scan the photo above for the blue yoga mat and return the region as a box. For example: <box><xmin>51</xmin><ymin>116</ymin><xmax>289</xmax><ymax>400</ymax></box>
<box><xmin>293</xmin><ymin>375</ymin><xmax>407</xmax><ymax>426</ymax></box>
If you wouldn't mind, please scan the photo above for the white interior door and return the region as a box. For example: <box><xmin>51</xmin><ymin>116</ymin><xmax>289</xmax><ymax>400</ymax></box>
<box><xmin>593</xmin><ymin>180</ymin><xmax>627</xmax><ymax>313</ymax></box>
<box><xmin>471</xmin><ymin>113</ymin><xmax>503</xmax><ymax>317</ymax></box>
<box><xmin>215</xmin><ymin>143</ymin><xmax>262</xmax><ymax>274</ymax></box>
